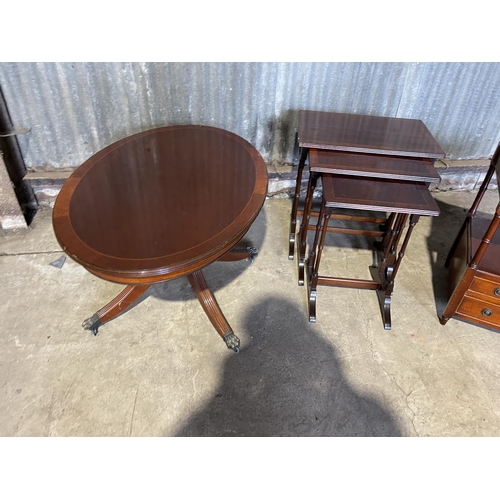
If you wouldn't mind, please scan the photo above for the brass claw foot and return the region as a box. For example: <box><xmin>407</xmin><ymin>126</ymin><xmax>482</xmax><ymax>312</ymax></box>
<box><xmin>247</xmin><ymin>247</ymin><xmax>258</xmax><ymax>263</ymax></box>
<box><xmin>82</xmin><ymin>314</ymin><xmax>101</xmax><ymax>336</ymax></box>
<box><xmin>223</xmin><ymin>332</ymin><xmax>240</xmax><ymax>353</ymax></box>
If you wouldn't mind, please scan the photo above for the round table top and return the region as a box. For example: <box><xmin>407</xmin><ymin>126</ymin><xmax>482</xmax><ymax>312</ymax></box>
<box><xmin>53</xmin><ymin>125</ymin><xmax>268</xmax><ymax>282</ymax></box>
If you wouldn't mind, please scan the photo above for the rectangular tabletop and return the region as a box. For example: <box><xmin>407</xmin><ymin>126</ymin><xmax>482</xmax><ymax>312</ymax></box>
<box><xmin>309</xmin><ymin>149</ymin><xmax>441</xmax><ymax>183</ymax></box>
<box><xmin>322</xmin><ymin>174</ymin><xmax>440</xmax><ymax>216</ymax></box>
<box><xmin>298</xmin><ymin>110</ymin><xmax>445</xmax><ymax>159</ymax></box>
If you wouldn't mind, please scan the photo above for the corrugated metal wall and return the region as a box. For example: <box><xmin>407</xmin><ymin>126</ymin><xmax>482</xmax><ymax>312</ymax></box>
<box><xmin>0</xmin><ymin>62</ymin><xmax>499</xmax><ymax>168</ymax></box>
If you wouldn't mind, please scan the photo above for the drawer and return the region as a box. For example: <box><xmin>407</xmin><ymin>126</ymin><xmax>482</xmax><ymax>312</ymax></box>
<box><xmin>469</xmin><ymin>276</ymin><xmax>500</xmax><ymax>304</ymax></box>
<box><xmin>457</xmin><ymin>296</ymin><xmax>500</xmax><ymax>328</ymax></box>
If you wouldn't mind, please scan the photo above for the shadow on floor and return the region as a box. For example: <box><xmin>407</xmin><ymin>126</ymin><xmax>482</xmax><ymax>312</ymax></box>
<box><xmin>427</xmin><ymin>194</ymin><xmax>500</xmax><ymax>333</ymax></box>
<box><xmin>98</xmin><ymin>206</ymin><xmax>269</xmax><ymax>324</ymax></box>
<box><xmin>147</xmin><ymin>206</ymin><xmax>268</xmax><ymax>304</ymax></box>
<box><xmin>174</xmin><ymin>296</ymin><xmax>402</xmax><ymax>437</ymax></box>
<box><xmin>426</xmin><ymin>197</ymin><xmax>471</xmax><ymax>318</ymax></box>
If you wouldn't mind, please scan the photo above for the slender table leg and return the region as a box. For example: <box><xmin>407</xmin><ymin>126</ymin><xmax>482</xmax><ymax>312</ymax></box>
<box><xmin>188</xmin><ymin>269</ymin><xmax>240</xmax><ymax>352</ymax></box>
<box><xmin>381</xmin><ymin>212</ymin><xmax>396</xmax><ymax>234</ymax></box>
<box><xmin>297</xmin><ymin>171</ymin><xmax>319</xmax><ymax>286</ymax></box>
<box><xmin>387</xmin><ymin>215</ymin><xmax>420</xmax><ymax>289</ymax></box>
<box><xmin>370</xmin><ymin>214</ymin><xmax>411</xmax><ymax>329</ymax></box>
<box><xmin>82</xmin><ymin>284</ymin><xmax>150</xmax><ymax>336</ymax></box>
<box><xmin>218</xmin><ymin>246</ymin><xmax>258</xmax><ymax>262</ymax></box>
<box><xmin>376</xmin><ymin>212</ymin><xmax>397</xmax><ymax>254</ymax></box>
<box><xmin>445</xmin><ymin>163</ymin><xmax>495</xmax><ymax>268</ymax></box>
<box><xmin>307</xmin><ymin>195</ymin><xmax>326</xmax><ymax>281</ymax></box>
<box><xmin>308</xmin><ymin>202</ymin><xmax>331</xmax><ymax>323</ymax></box>
<box><xmin>288</xmin><ymin>147</ymin><xmax>308</xmax><ymax>260</ymax></box>
<box><xmin>376</xmin><ymin>214</ymin><xmax>407</xmax><ymax>284</ymax></box>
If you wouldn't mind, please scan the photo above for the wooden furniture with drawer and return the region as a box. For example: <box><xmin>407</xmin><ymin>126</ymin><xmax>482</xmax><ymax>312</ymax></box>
<box><xmin>441</xmin><ymin>142</ymin><xmax>500</xmax><ymax>331</ymax></box>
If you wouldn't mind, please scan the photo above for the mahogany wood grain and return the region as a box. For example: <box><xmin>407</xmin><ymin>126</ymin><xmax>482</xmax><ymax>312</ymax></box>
<box><xmin>82</xmin><ymin>284</ymin><xmax>150</xmax><ymax>335</ymax></box>
<box><xmin>300</xmin><ymin>211</ymin><xmax>387</xmax><ymax>224</ymax></box>
<box><xmin>306</xmin><ymin>182</ymin><xmax>435</xmax><ymax>329</ymax></box>
<box><xmin>444</xmin><ymin>152</ymin><xmax>497</xmax><ymax>268</ymax></box>
<box><xmin>441</xmin><ymin>143</ymin><xmax>500</xmax><ymax>332</ymax></box>
<box><xmin>288</xmin><ymin>111</ymin><xmax>444</xmax><ymax>258</ymax></box>
<box><xmin>317</xmin><ymin>277</ymin><xmax>380</xmax><ymax>289</ymax></box>
<box><xmin>188</xmin><ymin>270</ymin><xmax>240</xmax><ymax>352</ymax></box>
<box><xmin>289</xmin><ymin>147</ymin><xmax>308</xmax><ymax>258</ymax></box>
<box><xmin>322</xmin><ymin>175</ymin><xmax>440</xmax><ymax>216</ymax></box>
<box><xmin>298</xmin><ymin>110</ymin><xmax>445</xmax><ymax>158</ymax></box>
<box><xmin>318</xmin><ymin>227</ymin><xmax>385</xmax><ymax>237</ymax></box>
<box><xmin>469</xmin><ymin>276</ymin><xmax>500</xmax><ymax>302</ymax></box>
<box><xmin>53</xmin><ymin>125</ymin><xmax>268</xmax><ymax>350</ymax></box>
<box><xmin>470</xmin><ymin>216</ymin><xmax>500</xmax><ymax>276</ymax></box>
<box><xmin>456</xmin><ymin>295</ymin><xmax>500</xmax><ymax>328</ymax></box>
<box><xmin>309</xmin><ymin>150</ymin><xmax>441</xmax><ymax>183</ymax></box>
<box><xmin>292</xmin><ymin>110</ymin><xmax>444</xmax><ymax>328</ymax></box>
<box><xmin>53</xmin><ymin>126</ymin><xmax>267</xmax><ymax>281</ymax></box>
<box><xmin>297</xmin><ymin>171</ymin><xmax>319</xmax><ymax>285</ymax></box>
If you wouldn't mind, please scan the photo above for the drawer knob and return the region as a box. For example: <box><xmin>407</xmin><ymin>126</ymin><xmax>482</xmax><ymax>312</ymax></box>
<box><xmin>494</xmin><ymin>288</ymin><xmax>500</xmax><ymax>297</ymax></box>
<box><xmin>481</xmin><ymin>308</ymin><xmax>493</xmax><ymax>317</ymax></box>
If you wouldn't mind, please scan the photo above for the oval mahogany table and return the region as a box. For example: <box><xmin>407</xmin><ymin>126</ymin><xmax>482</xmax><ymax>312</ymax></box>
<box><xmin>53</xmin><ymin>125</ymin><xmax>268</xmax><ymax>352</ymax></box>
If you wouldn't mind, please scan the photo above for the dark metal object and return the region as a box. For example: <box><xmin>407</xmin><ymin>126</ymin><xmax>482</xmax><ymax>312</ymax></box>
<box><xmin>494</xmin><ymin>288</ymin><xmax>500</xmax><ymax>297</ymax></box>
<box><xmin>223</xmin><ymin>332</ymin><xmax>240</xmax><ymax>353</ymax></box>
<box><xmin>0</xmin><ymin>86</ymin><xmax>38</xmax><ymax>224</ymax></box>
<box><xmin>82</xmin><ymin>314</ymin><xmax>101</xmax><ymax>336</ymax></box>
<box><xmin>481</xmin><ymin>308</ymin><xmax>493</xmax><ymax>317</ymax></box>
<box><xmin>247</xmin><ymin>247</ymin><xmax>258</xmax><ymax>263</ymax></box>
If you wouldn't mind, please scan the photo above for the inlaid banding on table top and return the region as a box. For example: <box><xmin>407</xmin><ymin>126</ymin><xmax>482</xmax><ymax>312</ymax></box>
<box><xmin>53</xmin><ymin>125</ymin><xmax>268</xmax><ymax>275</ymax></box>
<box><xmin>298</xmin><ymin>110</ymin><xmax>445</xmax><ymax>158</ymax></box>
<box><xmin>321</xmin><ymin>175</ymin><xmax>440</xmax><ymax>216</ymax></box>
<box><xmin>309</xmin><ymin>149</ymin><xmax>441</xmax><ymax>183</ymax></box>
<box><xmin>52</xmin><ymin>124</ymin><xmax>268</xmax><ymax>351</ymax></box>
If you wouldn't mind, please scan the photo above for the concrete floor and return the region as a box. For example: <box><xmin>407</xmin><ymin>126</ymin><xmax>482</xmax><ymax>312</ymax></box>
<box><xmin>1</xmin><ymin>189</ymin><xmax>500</xmax><ymax>436</ymax></box>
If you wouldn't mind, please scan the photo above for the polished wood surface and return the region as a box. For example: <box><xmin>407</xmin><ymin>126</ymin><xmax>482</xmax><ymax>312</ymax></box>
<box><xmin>53</xmin><ymin>125</ymin><xmax>268</xmax><ymax>351</ymax></box>
<box><xmin>470</xmin><ymin>217</ymin><xmax>500</xmax><ymax>276</ymax></box>
<box><xmin>310</xmin><ymin>150</ymin><xmax>440</xmax><ymax>183</ymax></box>
<box><xmin>306</xmin><ymin>175</ymin><xmax>433</xmax><ymax>328</ymax></box>
<box><xmin>298</xmin><ymin>110</ymin><xmax>445</xmax><ymax>158</ymax></box>
<box><xmin>291</xmin><ymin>110</ymin><xmax>443</xmax><ymax>328</ymax></box>
<box><xmin>289</xmin><ymin>110</ymin><xmax>444</xmax><ymax>259</ymax></box>
<box><xmin>469</xmin><ymin>276</ymin><xmax>500</xmax><ymax>299</ymax></box>
<box><xmin>456</xmin><ymin>293</ymin><xmax>500</xmax><ymax>329</ymax></box>
<box><xmin>322</xmin><ymin>175</ymin><xmax>440</xmax><ymax>216</ymax></box>
<box><xmin>441</xmin><ymin>142</ymin><xmax>500</xmax><ymax>332</ymax></box>
<box><xmin>53</xmin><ymin>126</ymin><xmax>268</xmax><ymax>283</ymax></box>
